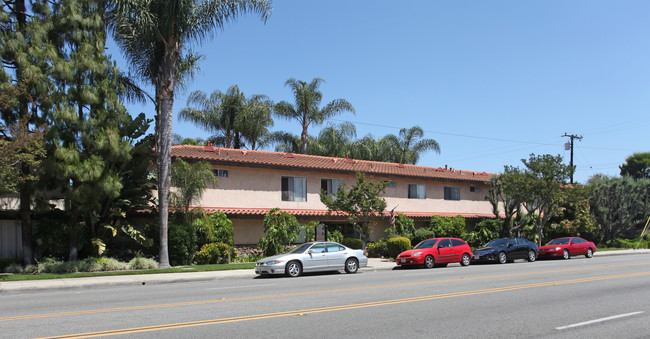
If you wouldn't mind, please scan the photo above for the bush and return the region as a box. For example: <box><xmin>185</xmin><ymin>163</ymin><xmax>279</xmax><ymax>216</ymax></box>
<box><xmin>38</xmin><ymin>259</ymin><xmax>79</xmax><ymax>274</ymax></box>
<box><xmin>411</xmin><ymin>228</ymin><xmax>435</xmax><ymax>245</ymax></box>
<box><xmin>385</xmin><ymin>213</ymin><xmax>416</xmax><ymax>239</ymax></box>
<box><xmin>194</xmin><ymin>211</ymin><xmax>234</xmax><ymax>247</ymax></box>
<box><xmin>128</xmin><ymin>257</ymin><xmax>159</xmax><ymax>270</ymax></box>
<box><xmin>4</xmin><ymin>263</ymin><xmax>24</xmax><ymax>274</ymax></box>
<box><xmin>258</xmin><ymin>208</ymin><xmax>301</xmax><ymax>257</ymax></box>
<box><xmin>194</xmin><ymin>242</ymin><xmax>237</xmax><ymax>265</ymax></box>
<box><xmin>102</xmin><ymin>258</ymin><xmax>129</xmax><ymax>271</ymax></box>
<box><xmin>342</xmin><ymin>238</ymin><xmax>363</xmax><ymax>249</ymax></box>
<box><xmin>430</xmin><ymin>215</ymin><xmax>466</xmax><ymax>238</ymax></box>
<box><xmin>366</xmin><ymin>239</ymin><xmax>388</xmax><ymax>258</ymax></box>
<box><xmin>327</xmin><ymin>230</ymin><xmax>344</xmax><ymax>244</ymax></box>
<box><xmin>168</xmin><ymin>221</ymin><xmax>198</xmax><ymax>266</ymax></box>
<box><xmin>387</xmin><ymin>237</ymin><xmax>411</xmax><ymax>259</ymax></box>
<box><xmin>79</xmin><ymin>258</ymin><xmax>104</xmax><ymax>272</ymax></box>
<box><xmin>466</xmin><ymin>219</ymin><xmax>502</xmax><ymax>248</ymax></box>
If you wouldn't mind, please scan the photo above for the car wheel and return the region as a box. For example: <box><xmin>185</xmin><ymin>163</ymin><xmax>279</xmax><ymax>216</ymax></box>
<box><xmin>562</xmin><ymin>249</ymin><xmax>570</xmax><ymax>260</ymax></box>
<box><xmin>527</xmin><ymin>250</ymin><xmax>536</xmax><ymax>262</ymax></box>
<box><xmin>461</xmin><ymin>253</ymin><xmax>471</xmax><ymax>266</ymax></box>
<box><xmin>424</xmin><ymin>255</ymin><xmax>435</xmax><ymax>269</ymax></box>
<box><xmin>585</xmin><ymin>248</ymin><xmax>593</xmax><ymax>258</ymax></box>
<box><xmin>285</xmin><ymin>261</ymin><xmax>302</xmax><ymax>277</ymax></box>
<box><xmin>344</xmin><ymin>258</ymin><xmax>359</xmax><ymax>274</ymax></box>
<box><xmin>498</xmin><ymin>252</ymin><xmax>507</xmax><ymax>264</ymax></box>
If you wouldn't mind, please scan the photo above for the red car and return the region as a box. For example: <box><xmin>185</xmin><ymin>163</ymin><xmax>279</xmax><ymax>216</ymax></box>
<box><xmin>538</xmin><ymin>237</ymin><xmax>596</xmax><ymax>259</ymax></box>
<box><xmin>396</xmin><ymin>237</ymin><xmax>473</xmax><ymax>268</ymax></box>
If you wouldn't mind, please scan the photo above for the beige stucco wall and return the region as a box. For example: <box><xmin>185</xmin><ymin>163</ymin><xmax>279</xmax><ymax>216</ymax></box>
<box><xmin>195</xmin><ymin>165</ymin><xmax>493</xmax><ymax>216</ymax></box>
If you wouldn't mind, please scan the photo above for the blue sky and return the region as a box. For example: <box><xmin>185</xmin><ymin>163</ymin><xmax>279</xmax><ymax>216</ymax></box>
<box><xmin>106</xmin><ymin>1</ymin><xmax>650</xmax><ymax>184</ymax></box>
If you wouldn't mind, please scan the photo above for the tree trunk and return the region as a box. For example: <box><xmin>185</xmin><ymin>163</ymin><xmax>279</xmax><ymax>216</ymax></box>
<box><xmin>156</xmin><ymin>43</ymin><xmax>179</xmax><ymax>268</ymax></box>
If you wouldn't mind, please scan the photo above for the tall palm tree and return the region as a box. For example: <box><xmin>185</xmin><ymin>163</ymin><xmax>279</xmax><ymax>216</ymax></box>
<box><xmin>274</xmin><ymin>77</ymin><xmax>355</xmax><ymax>154</ymax></box>
<box><xmin>108</xmin><ymin>0</ymin><xmax>271</xmax><ymax>268</ymax></box>
<box><xmin>180</xmin><ymin>87</ymin><xmax>273</xmax><ymax>150</ymax></box>
<box><xmin>237</xmin><ymin>94</ymin><xmax>274</xmax><ymax>150</ymax></box>
<box><xmin>386</xmin><ymin>126</ymin><xmax>440</xmax><ymax>164</ymax></box>
<box><xmin>310</xmin><ymin>122</ymin><xmax>356</xmax><ymax>158</ymax></box>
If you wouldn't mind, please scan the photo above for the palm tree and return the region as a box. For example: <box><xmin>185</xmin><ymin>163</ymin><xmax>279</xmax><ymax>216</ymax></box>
<box><xmin>310</xmin><ymin>122</ymin><xmax>356</xmax><ymax>158</ymax></box>
<box><xmin>108</xmin><ymin>0</ymin><xmax>271</xmax><ymax>267</ymax></box>
<box><xmin>274</xmin><ymin>77</ymin><xmax>355</xmax><ymax>154</ymax></box>
<box><xmin>236</xmin><ymin>94</ymin><xmax>274</xmax><ymax>150</ymax></box>
<box><xmin>386</xmin><ymin>126</ymin><xmax>440</xmax><ymax>164</ymax></box>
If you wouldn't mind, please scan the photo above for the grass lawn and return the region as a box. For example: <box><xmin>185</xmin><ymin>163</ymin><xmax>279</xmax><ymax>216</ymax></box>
<box><xmin>0</xmin><ymin>263</ymin><xmax>256</xmax><ymax>282</ymax></box>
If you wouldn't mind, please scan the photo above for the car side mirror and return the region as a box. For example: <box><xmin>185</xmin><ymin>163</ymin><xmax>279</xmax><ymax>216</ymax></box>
<box><xmin>308</xmin><ymin>249</ymin><xmax>314</xmax><ymax>254</ymax></box>
<box><xmin>507</xmin><ymin>243</ymin><xmax>513</xmax><ymax>248</ymax></box>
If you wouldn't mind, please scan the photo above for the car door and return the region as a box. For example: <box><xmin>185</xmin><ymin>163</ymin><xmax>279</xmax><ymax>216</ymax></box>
<box><xmin>508</xmin><ymin>239</ymin><xmax>522</xmax><ymax>259</ymax></box>
<box><xmin>436</xmin><ymin>238</ymin><xmax>454</xmax><ymax>263</ymax></box>
<box><xmin>569</xmin><ymin>238</ymin><xmax>586</xmax><ymax>255</ymax></box>
<box><xmin>303</xmin><ymin>243</ymin><xmax>328</xmax><ymax>272</ymax></box>
<box><xmin>325</xmin><ymin>243</ymin><xmax>347</xmax><ymax>269</ymax></box>
<box><xmin>449</xmin><ymin>239</ymin><xmax>466</xmax><ymax>262</ymax></box>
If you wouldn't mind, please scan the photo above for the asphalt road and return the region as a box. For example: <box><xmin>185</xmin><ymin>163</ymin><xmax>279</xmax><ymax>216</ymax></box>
<box><xmin>2</xmin><ymin>254</ymin><xmax>649</xmax><ymax>339</ymax></box>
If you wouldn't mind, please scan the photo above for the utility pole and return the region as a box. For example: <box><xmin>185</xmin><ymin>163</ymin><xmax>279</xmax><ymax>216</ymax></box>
<box><xmin>562</xmin><ymin>133</ymin><xmax>583</xmax><ymax>184</ymax></box>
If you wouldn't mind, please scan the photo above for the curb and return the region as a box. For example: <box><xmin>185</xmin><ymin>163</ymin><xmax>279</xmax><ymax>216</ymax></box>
<box><xmin>1</xmin><ymin>250</ymin><xmax>648</xmax><ymax>293</ymax></box>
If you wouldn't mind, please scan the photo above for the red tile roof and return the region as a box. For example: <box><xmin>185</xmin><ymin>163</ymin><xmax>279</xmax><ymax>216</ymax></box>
<box><xmin>197</xmin><ymin>207</ymin><xmax>495</xmax><ymax>220</ymax></box>
<box><xmin>171</xmin><ymin>145</ymin><xmax>494</xmax><ymax>183</ymax></box>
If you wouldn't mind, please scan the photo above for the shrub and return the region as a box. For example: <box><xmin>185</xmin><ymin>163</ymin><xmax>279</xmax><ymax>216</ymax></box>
<box><xmin>258</xmin><ymin>208</ymin><xmax>301</xmax><ymax>257</ymax></box>
<box><xmin>194</xmin><ymin>211</ymin><xmax>234</xmax><ymax>247</ymax></box>
<box><xmin>342</xmin><ymin>238</ymin><xmax>363</xmax><ymax>249</ymax></box>
<box><xmin>79</xmin><ymin>258</ymin><xmax>104</xmax><ymax>272</ymax></box>
<box><xmin>194</xmin><ymin>242</ymin><xmax>237</xmax><ymax>265</ymax></box>
<box><xmin>38</xmin><ymin>260</ymin><xmax>79</xmax><ymax>274</ymax></box>
<box><xmin>128</xmin><ymin>257</ymin><xmax>159</xmax><ymax>270</ymax></box>
<box><xmin>4</xmin><ymin>263</ymin><xmax>23</xmax><ymax>274</ymax></box>
<box><xmin>411</xmin><ymin>228</ymin><xmax>435</xmax><ymax>245</ymax></box>
<box><xmin>168</xmin><ymin>221</ymin><xmax>198</xmax><ymax>266</ymax></box>
<box><xmin>103</xmin><ymin>258</ymin><xmax>129</xmax><ymax>271</ymax></box>
<box><xmin>327</xmin><ymin>230</ymin><xmax>344</xmax><ymax>244</ymax></box>
<box><xmin>366</xmin><ymin>239</ymin><xmax>388</xmax><ymax>258</ymax></box>
<box><xmin>466</xmin><ymin>219</ymin><xmax>502</xmax><ymax>248</ymax></box>
<box><xmin>387</xmin><ymin>237</ymin><xmax>411</xmax><ymax>259</ymax></box>
<box><xmin>430</xmin><ymin>215</ymin><xmax>467</xmax><ymax>238</ymax></box>
<box><xmin>23</xmin><ymin>265</ymin><xmax>38</xmax><ymax>274</ymax></box>
<box><xmin>385</xmin><ymin>214</ymin><xmax>416</xmax><ymax>239</ymax></box>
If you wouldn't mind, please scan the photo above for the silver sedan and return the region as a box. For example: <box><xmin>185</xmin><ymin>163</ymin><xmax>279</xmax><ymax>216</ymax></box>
<box><xmin>255</xmin><ymin>241</ymin><xmax>368</xmax><ymax>277</ymax></box>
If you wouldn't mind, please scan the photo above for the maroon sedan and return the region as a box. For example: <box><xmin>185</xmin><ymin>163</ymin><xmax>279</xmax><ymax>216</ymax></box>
<box><xmin>538</xmin><ymin>237</ymin><xmax>596</xmax><ymax>259</ymax></box>
<box><xmin>396</xmin><ymin>237</ymin><xmax>473</xmax><ymax>268</ymax></box>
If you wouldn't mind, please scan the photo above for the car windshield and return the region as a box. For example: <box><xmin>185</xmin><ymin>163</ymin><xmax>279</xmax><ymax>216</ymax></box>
<box><xmin>414</xmin><ymin>239</ymin><xmax>439</xmax><ymax>249</ymax></box>
<box><xmin>287</xmin><ymin>243</ymin><xmax>313</xmax><ymax>254</ymax></box>
<box><xmin>483</xmin><ymin>239</ymin><xmax>509</xmax><ymax>247</ymax></box>
<box><xmin>547</xmin><ymin>238</ymin><xmax>570</xmax><ymax>245</ymax></box>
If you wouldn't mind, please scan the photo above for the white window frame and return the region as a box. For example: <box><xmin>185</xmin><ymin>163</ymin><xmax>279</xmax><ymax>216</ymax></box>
<box><xmin>444</xmin><ymin>186</ymin><xmax>461</xmax><ymax>201</ymax></box>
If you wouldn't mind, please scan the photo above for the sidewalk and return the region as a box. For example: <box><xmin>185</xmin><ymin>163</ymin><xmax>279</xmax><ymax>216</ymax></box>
<box><xmin>1</xmin><ymin>249</ymin><xmax>648</xmax><ymax>293</ymax></box>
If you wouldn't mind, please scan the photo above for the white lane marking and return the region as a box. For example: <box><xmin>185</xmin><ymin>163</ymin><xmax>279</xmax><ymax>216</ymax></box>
<box><xmin>556</xmin><ymin>311</ymin><xmax>644</xmax><ymax>330</ymax></box>
<box><xmin>205</xmin><ymin>283</ymin><xmax>276</xmax><ymax>291</ymax></box>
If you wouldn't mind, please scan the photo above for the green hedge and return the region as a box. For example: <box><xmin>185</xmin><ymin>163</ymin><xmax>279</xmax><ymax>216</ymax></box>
<box><xmin>342</xmin><ymin>238</ymin><xmax>363</xmax><ymax>249</ymax></box>
<box><xmin>194</xmin><ymin>242</ymin><xmax>238</xmax><ymax>265</ymax></box>
<box><xmin>387</xmin><ymin>237</ymin><xmax>411</xmax><ymax>259</ymax></box>
<box><xmin>367</xmin><ymin>239</ymin><xmax>388</xmax><ymax>258</ymax></box>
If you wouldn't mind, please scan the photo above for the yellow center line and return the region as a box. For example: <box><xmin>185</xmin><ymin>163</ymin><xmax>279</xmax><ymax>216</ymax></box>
<box><xmin>2</xmin><ymin>262</ymin><xmax>648</xmax><ymax>322</ymax></box>
<box><xmin>36</xmin><ymin>270</ymin><xmax>650</xmax><ymax>339</ymax></box>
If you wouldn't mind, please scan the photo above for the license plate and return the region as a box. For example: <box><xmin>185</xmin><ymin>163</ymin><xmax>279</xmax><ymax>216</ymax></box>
<box><xmin>400</xmin><ymin>259</ymin><xmax>406</xmax><ymax>263</ymax></box>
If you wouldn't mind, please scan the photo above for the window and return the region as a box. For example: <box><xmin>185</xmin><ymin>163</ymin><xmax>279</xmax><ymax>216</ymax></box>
<box><xmin>321</xmin><ymin>178</ymin><xmax>344</xmax><ymax>196</ymax></box>
<box><xmin>572</xmin><ymin>238</ymin><xmax>585</xmax><ymax>244</ymax></box>
<box><xmin>444</xmin><ymin>187</ymin><xmax>460</xmax><ymax>201</ymax></box>
<box><xmin>451</xmin><ymin>239</ymin><xmax>466</xmax><ymax>247</ymax></box>
<box><xmin>213</xmin><ymin>169</ymin><xmax>229</xmax><ymax>178</ymax></box>
<box><xmin>408</xmin><ymin>184</ymin><xmax>426</xmax><ymax>199</ymax></box>
<box><xmin>282</xmin><ymin>176</ymin><xmax>307</xmax><ymax>202</ymax></box>
<box><xmin>310</xmin><ymin>243</ymin><xmax>326</xmax><ymax>253</ymax></box>
<box><xmin>437</xmin><ymin>239</ymin><xmax>452</xmax><ymax>248</ymax></box>
<box><xmin>470</xmin><ymin>186</ymin><xmax>480</xmax><ymax>192</ymax></box>
<box><xmin>384</xmin><ymin>180</ymin><xmax>396</xmax><ymax>188</ymax></box>
<box><xmin>326</xmin><ymin>243</ymin><xmax>344</xmax><ymax>252</ymax></box>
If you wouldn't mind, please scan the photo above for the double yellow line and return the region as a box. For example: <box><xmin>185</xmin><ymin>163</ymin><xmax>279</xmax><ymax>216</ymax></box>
<box><xmin>2</xmin><ymin>262</ymin><xmax>648</xmax><ymax>323</ymax></box>
<box><xmin>38</xmin><ymin>270</ymin><xmax>650</xmax><ymax>338</ymax></box>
